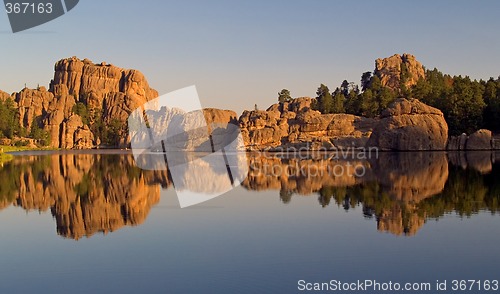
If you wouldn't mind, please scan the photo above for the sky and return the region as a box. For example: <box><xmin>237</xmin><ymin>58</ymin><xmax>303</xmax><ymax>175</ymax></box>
<box><xmin>1</xmin><ymin>0</ymin><xmax>500</xmax><ymax>113</ymax></box>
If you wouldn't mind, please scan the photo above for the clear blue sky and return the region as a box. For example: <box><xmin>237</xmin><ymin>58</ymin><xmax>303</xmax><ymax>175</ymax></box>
<box><xmin>1</xmin><ymin>0</ymin><xmax>500</xmax><ymax>113</ymax></box>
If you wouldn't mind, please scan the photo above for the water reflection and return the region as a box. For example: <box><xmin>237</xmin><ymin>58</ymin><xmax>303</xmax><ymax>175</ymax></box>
<box><xmin>243</xmin><ymin>151</ymin><xmax>500</xmax><ymax>236</ymax></box>
<box><xmin>0</xmin><ymin>154</ymin><xmax>169</xmax><ymax>239</ymax></box>
<box><xmin>0</xmin><ymin>151</ymin><xmax>498</xmax><ymax>239</ymax></box>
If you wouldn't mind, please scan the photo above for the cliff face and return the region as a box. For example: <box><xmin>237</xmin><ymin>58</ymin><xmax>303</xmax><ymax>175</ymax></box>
<box><xmin>10</xmin><ymin>57</ymin><xmax>158</xmax><ymax>148</ymax></box>
<box><xmin>374</xmin><ymin>53</ymin><xmax>425</xmax><ymax>90</ymax></box>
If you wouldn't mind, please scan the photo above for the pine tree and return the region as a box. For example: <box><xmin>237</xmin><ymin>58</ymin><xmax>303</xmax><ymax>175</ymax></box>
<box><xmin>315</xmin><ymin>84</ymin><xmax>333</xmax><ymax>114</ymax></box>
<box><xmin>278</xmin><ymin>89</ymin><xmax>292</xmax><ymax>104</ymax></box>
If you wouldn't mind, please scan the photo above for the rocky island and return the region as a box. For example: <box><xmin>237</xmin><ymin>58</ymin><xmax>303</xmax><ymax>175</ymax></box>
<box><xmin>0</xmin><ymin>54</ymin><xmax>498</xmax><ymax>151</ymax></box>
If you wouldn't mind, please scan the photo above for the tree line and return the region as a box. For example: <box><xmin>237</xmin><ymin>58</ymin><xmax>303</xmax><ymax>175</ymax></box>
<box><xmin>278</xmin><ymin>69</ymin><xmax>500</xmax><ymax>135</ymax></box>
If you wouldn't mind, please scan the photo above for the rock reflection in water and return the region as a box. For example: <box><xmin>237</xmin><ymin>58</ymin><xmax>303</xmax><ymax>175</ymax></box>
<box><xmin>0</xmin><ymin>151</ymin><xmax>499</xmax><ymax>239</ymax></box>
<box><xmin>243</xmin><ymin>151</ymin><xmax>500</xmax><ymax>236</ymax></box>
<box><xmin>0</xmin><ymin>154</ymin><xmax>169</xmax><ymax>240</ymax></box>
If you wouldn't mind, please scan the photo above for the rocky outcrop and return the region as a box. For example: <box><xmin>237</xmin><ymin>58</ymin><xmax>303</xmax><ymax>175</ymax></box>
<box><xmin>466</xmin><ymin>129</ymin><xmax>493</xmax><ymax>150</ymax></box>
<box><xmin>239</xmin><ymin>97</ymin><xmax>375</xmax><ymax>150</ymax></box>
<box><xmin>6</xmin><ymin>57</ymin><xmax>158</xmax><ymax>149</ymax></box>
<box><xmin>447</xmin><ymin>133</ymin><xmax>468</xmax><ymax>150</ymax></box>
<box><xmin>374</xmin><ymin>53</ymin><xmax>425</xmax><ymax>91</ymax></box>
<box><xmin>367</xmin><ymin>98</ymin><xmax>448</xmax><ymax>150</ymax></box>
<box><xmin>51</xmin><ymin>57</ymin><xmax>158</xmax><ymax>147</ymax></box>
<box><xmin>203</xmin><ymin>108</ymin><xmax>238</xmax><ymax>130</ymax></box>
<box><xmin>16</xmin><ymin>87</ymin><xmax>53</xmax><ymax>130</ymax></box>
<box><xmin>0</xmin><ymin>90</ymin><xmax>10</xmax><ymax>101</ymax></box>
<box><xmin>3</xmin><ymin>54</ymin><xmax>496</xmax><ymax>151</ymax></box>
<box><xmin>129</xmin><ymin>106</ymin><xmax>241</xmax><ymax>152</ymax></box>
<box><xmin>447</xmin><ymin>130</ymin><xmax>499</xmax><ymax>151</ymax></box>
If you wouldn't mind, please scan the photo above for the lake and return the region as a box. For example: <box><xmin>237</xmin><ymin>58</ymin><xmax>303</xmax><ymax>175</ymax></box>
<box><xmin>0</xmin><ymin>150</ymin><xmax>499</xmax><ymax>293</ymax></box>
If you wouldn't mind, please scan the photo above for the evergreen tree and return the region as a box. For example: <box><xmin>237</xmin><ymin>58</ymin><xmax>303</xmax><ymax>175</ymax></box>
<box><xmin>361</xmin><ymin>72</ymin><xmax>372</xmax><ymax>92</ymax></box>
<box><xmin>340</xmin><ymin>80</ymin><xmax>350</xmax><ymax>97</ymax></box>
<box><xmin>360</xmin><ymin>89</ymin><xmax>377</xmax><ymax>117</ymax></box>
<box><xmin>345</xmin><ymin>88</ymin><xmax>362</xmax><ymax>115</ymax></box>
<box><xmin>331</xmin><ymin>91</ymin><xmax>345</xmax><ymax>113</ymax></box>
<box><xmin>0</xmin><ymin>98</ymin><xmax>20</xmax><ymax>139</ymax></box>
<box><xmin>315</xmin><ymin>84</ymin><xmax>333</xmax><ymax>114</ymax></box>
<box><xmin>278</xmin><ymin>89</ymin><xmax>292</xmax><ymax>104</ymax></box>
<box><xmin>482</xmin><ymin>77</ymin><xmax>500</xmax><ymax>132</ymax></box>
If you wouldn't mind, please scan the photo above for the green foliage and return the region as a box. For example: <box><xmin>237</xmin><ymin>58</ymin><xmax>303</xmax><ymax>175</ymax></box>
<box><xmin>101</xmin><ymin>118</ymin><xmax>123</xmax><ymax>146</ymax></box>
<box><xmin>89</xmin><ymin>108</ymin><xmax>104</xmax><ymax>143</ymax></box>
<box><xmin>280</xmin><ymin>189</ymin><xmax>293</xmax><ymax>204</ymax></box>
<box><xmin>340</xmin><ymin>80</ymin><xmax>350</xmax><ymax>97</ymax></box>
<box><xmin>314</xmin><ymin>84</ymin><xmax>334</xmax><ymax>114</ymax></box>
<box><xmin>361</xmin><ymin>71</ymin><xmax>372</xmax><ymax>92</ymax></box>
<box><xmin>331</xmin><ymin>89</ymin><xmax>345</xmax><ymax>114</ymax></box>
<box><xmin>482</xmin><ymin>77</ymin><xmax>500</xmax><ymax>132</ymax></box>
<box><xmin>409</xmin><ymin>69</ymin><xmax>489</xmax><ymax>135</ymax></box>
<box><xmin>399</xmin><ymin>63</ymin><xmax>411</xmax><ymax>97</ymax></box>
<box><xmin>355</xmin><ymin>75</ymin><xmax>397</xmax><ymax>118</ymax></box>
<box><xmin>72</xmin><ymin>102</ymin><xmax>90</xmax><ymax>125</ymax></box>
<box><xmin>14</xmin><ymin>140</ymin><xmax>29</xmax><ymax>147</ymax></box>
<box><xmin>278</xmin><ymin>89</ymin><xmax>292</xmax><ymax>104</ymax></box>
<box><xmin>29</xmin><ymin>116</ymin><xmax>51</xmax><ymax>147</ymax></box>
<box><xmin>0</xmin><ymin>98</ymin><xmax>20</xmax><ymax>139</ymax></box>
<box><xmin>0</xmin><ymin>152</ymin><xmax>13</xmax><ymax>164</ymax></box>
<box><xmin>344</xmin><ymin>88</ymin><xmax>362</xmax><ymax>115</ymax></box>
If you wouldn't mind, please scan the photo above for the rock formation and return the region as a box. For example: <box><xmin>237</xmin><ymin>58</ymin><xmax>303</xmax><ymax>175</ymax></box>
<box><xmin>7</xmin><ymin>57</ymin><xmax>158</xmax><ymax>149</ymax></box>
<box><xmin>374</xmin><ymin>53</ymin><xmax>425</xmax><ymax>90</ymax></box>
<box><xmin>243</xmin><ymin>155</ymin><xmax>370</xmax><ymax>195</ymax></box>
<box><xmin>1</xmin><ymin>54</ymin><xmax>497</xmax><ymax>151</ymax></box>
<box><xmin>0</xmin><ymin>90</ymin><xmax>10</xmax><ymax>101</ymax></box>
<box><xmin>242</xmin><ymin>151</ymin><xmax>452</xmax><ymax>236</ymax></box>
<box><xmin>1</xmin><ymin>148</ymin><xmax>498</xmax><ymax>238</ymax></box>
<box><xmin>239</xmin><ymin>97</ymin><xmax>375</xmax><ymax>150</ymax></box>
<box><xmin>447</xmin><ymin>129</ymin><xmax>499</xmax><ymax>151</ymax></box>
<box><xmin>367</xmin><ymin>98</ymin><xmax>448</xmax><ymax>150</ymax></box>
<box><xmin>466</xmin><ymin>129</ymin><xmax>493</xmax><ymax>150</ymax></box>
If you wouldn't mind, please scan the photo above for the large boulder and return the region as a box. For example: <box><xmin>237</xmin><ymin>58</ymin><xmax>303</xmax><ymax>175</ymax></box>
<box><xmin>466</xmin><ymin>129</ymin><xmax>492</xmax><ymax>150</ymax></box>
<box><xmin>493</xmin><ymin>137</ymin><xmax>500</xmax><ymax>150</ymax></box>
<box><xmin>367</xmin><ymin>98</ymin><xmax>448</xmax><ymax>150</ymax></box>
<box><xmin>447</xmin><ymin>133</ymin><xmax>468</xmax><ymax>150</ymax></box>
<box><xmin>203</xmin><ymin>108</ymin><xmax>238</xmax><ymax>132</ymax></box>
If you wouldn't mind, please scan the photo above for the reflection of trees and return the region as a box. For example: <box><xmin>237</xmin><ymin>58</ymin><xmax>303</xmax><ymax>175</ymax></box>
<box><xmin>317</xmin><ymin>183</ymin><xmax>421</xmax><ymax>235</ymax></box>
<box><xmin>244</xmin><ymin>152</ymin><xmax>500</xmax><ymax>236</ymax></box>
<box><xmin>317</xmin><ymin>163</ymin><xmax>500</xmax><ymax>235</ymax></box>
<box><xmin>417</xmin><ymin>165</ymin><xmax>500</xmax><ymax>218</ymax></box>
<box><xmin>279</xmin><ymin>189</ymin><xmax>293</xmax><ymax>204</ymax></box>
<box><xmin>1</xmin><ymin>151</ymin><xmax>499</xmax><ymax>238</ymax></box>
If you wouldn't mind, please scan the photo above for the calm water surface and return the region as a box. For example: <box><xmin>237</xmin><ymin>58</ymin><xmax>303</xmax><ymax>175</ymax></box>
<box><xmin>0</xmin><ymin>151</ymin><xmax>499</xmax><ymax>293</ymax></box>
